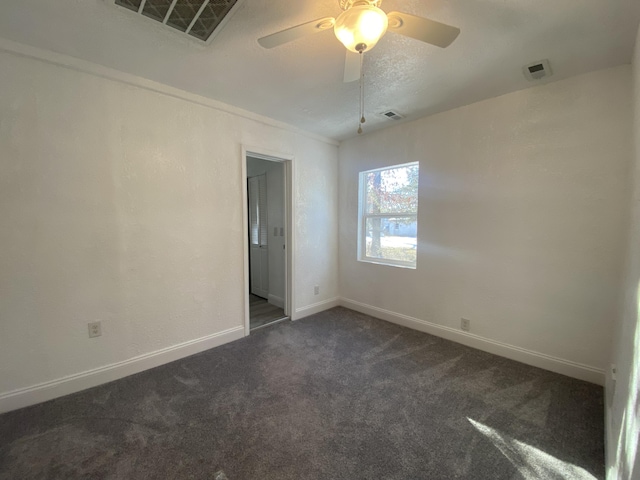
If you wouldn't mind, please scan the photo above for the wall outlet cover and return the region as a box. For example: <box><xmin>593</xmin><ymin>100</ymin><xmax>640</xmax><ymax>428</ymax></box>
<box><xmin>88</xmin><ymin>321</ymin><xmax>102</xmax><ymax>338</ymax></box>
<box><xmin>461</xmin><ymin>318</ymin><xmax>470</xmax><ymax>332</ymax></box>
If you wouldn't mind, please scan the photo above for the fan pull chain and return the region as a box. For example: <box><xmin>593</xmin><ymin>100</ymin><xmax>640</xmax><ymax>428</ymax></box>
<box><xmin>358</xmin><ymin>51</ymin><xmax>365</xmax><ymax>135</ymax></box>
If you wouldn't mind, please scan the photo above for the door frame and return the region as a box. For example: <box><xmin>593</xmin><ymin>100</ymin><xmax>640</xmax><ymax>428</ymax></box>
<box><xmin>241</xmin><ymin>145</ymin><xmax>294</xmax><ymax>336</ymax></box>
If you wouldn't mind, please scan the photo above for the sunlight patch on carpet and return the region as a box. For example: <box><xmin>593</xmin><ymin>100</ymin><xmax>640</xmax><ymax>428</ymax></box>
<box><xmin>468</xmin><ymin>418</ymin><xmax>596</xmax><ymax>480</ymax></box>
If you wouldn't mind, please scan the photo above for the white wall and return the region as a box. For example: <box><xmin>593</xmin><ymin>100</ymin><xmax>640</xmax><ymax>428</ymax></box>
<box><xmin>339</xmin><ymin>66</ymin><xmax>632</xmax><ymax>382</ymax></box>
<box><xmin>246</xmin><ymin>156</ymin><xmax>286</xmax><ymax>306</ymax></box>
<box><xmin>606</xmin><ymin>24</ymin><xmax>640</xmax><ymax>480</ymax></box>
<box><xmin>0</xmin><ymin>43</ymin><xmax>339</xmax><ymax>411</ymax></box>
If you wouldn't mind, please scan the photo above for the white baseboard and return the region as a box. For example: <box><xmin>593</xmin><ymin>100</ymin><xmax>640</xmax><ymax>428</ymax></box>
<box><xmin>340</xmin><ymin>298</ymin><xmax>605</xmax><ymax>385</ymax></box>
<box><xmin>294</xmin><ymin>297</ymin><xmax>340</xmax><ymax>320</ymax></box>
<box><xmin>0</xmin><ymin>326</ymin><xmax>245</xmax><ymax>414</ymax></box>
<box><xmin>268</xmin><ymin>294</ymin><xmax>285</xmax><ymax>309</ymax></box>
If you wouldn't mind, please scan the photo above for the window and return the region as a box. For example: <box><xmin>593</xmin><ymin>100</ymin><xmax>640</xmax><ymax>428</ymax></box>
<box><xmin>358</xmin><ymin>162</ymin><xmax>419</xmax><ymax>268</ymax></box>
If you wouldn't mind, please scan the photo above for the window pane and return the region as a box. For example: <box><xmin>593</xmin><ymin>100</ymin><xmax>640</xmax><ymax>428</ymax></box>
<box><xmin>365</xmin><ymin>216</ymin><xmax>417</xmax><ymax>264</ymax></box>
<box><xmin>365</xmin><ymin>164</ymin><xmax>418</xmax><ymax>214</ymax></box>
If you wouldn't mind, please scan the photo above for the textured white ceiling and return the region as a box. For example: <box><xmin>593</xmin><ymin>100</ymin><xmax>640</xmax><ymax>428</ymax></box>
<box><xmin>0</xmin><ymin>0</ymin><xmax>639</xmax><ymax>141</ymax></box>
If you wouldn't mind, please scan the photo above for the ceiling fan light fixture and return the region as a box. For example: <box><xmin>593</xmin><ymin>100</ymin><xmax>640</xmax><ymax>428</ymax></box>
<box><xmin>334</xmin><ymin>5</ymin><xmax>388</xmax><ymax>53</ymax></box>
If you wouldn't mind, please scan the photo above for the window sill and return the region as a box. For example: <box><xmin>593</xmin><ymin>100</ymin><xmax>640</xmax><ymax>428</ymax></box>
<box><xmin>357</xmin><ymin>258</ymin><xmax>416</xmax><ymax>269</ymax></box>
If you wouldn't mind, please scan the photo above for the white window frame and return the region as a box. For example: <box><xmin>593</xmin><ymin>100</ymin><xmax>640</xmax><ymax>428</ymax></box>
<box><xmin>357</xmin><ymin>162</ymin><xmax>419</xmax><ymax>269</ymax></box>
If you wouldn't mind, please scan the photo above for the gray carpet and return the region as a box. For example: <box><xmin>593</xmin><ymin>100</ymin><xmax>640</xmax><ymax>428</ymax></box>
<box><xmin>0</xmin><ymin>307</ymin><xmax>604</xmax><ymax>479</ymax></box>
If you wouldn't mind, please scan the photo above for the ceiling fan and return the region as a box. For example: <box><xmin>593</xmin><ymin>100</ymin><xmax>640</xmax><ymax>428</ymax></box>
<box><xmin>257</xmin><ymin>0</ymin><xmax>461</xmax><ymax>83</ymax></box>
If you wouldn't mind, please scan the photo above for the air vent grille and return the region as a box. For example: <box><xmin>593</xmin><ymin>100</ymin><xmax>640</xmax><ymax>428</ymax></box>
<box><xmin>114</xmin><ymin>0</ymin><xmax>239</xmax><ymax>42</ymax></box>
<box><xmin>523</xmin><ymin>59</ymin><xmax>552</xmax><ymax>81</ymax></box>
<box><xmin>117</xmin><ymin>0</ymin><xmax>143</xmax><ymax>11</ymax></box>
<box><xmin>380</xmin><ymin>110</ymin><xmax>405</xmax><ymax>121</ymax></box>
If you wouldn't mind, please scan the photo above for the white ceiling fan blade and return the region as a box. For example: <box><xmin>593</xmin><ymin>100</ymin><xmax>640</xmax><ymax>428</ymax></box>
<box><xmin>386</xmin><ymin>11</ymin><xmax>460</xmax><ymax>48</ymax></box>
<box><xmin>258</xmin><ymin>17</ymin><xmax>335</xmax><ymax>49</ymax></box>
<box><xmin>343</xmin><ymin>51</ymin><xmax>361</xmax><ymax>83</ymax></box>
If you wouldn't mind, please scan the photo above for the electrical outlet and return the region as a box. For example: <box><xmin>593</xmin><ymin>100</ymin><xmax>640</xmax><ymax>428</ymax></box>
<box><xmin>314</xmin><ymin>285</ymin><xmax>320</xmax><ymax>295</ymax></box>
<box><xmin>461</xmin><ymin>318</ymin><xmax>470</xmax><ymax>332</ymax></box>
<box><xmin>88</xmin><ymin>321</ymin><xmax>102</xmax><ymax>338</ymax></box>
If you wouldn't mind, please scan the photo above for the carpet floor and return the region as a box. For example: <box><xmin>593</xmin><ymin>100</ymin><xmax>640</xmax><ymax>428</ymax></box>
<box><xmin>0</xmin><ymin>307</ymin><xmax>604</xmax><ymax>479</ymax></box>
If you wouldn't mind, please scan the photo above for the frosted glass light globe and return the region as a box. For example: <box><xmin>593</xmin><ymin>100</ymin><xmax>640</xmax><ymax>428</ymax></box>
<box><xmin>334</xmin><ymin>5</ymin><xmax>388</xmax><ymax>53</ymax></box>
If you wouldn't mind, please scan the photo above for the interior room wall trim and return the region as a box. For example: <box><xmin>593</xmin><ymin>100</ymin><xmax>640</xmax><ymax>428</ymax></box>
<box><xmin>0</xmin><ymin>326</ymin><xmax>244</xmax><ymax>414</ymax></box>
<box><xmin>294</xmin><ymin>297</ymin><xmax>341</xmax><ymax>320</ymax></box>
<box><xmin>0</xmin><ymin>38</ymin><xmax>339</xmax><ymax>147</ymax></box>
<box><xmin>340</xmin><ymin>298</ymin><xmax>605</xmax><ymax>385</ymax></box>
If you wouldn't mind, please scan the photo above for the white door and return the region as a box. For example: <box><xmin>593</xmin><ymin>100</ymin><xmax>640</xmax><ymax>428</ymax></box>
<box><xmin>248</xmin><ymin>174</ymin><xmax>269</xmax><ymax>298</ymax></box>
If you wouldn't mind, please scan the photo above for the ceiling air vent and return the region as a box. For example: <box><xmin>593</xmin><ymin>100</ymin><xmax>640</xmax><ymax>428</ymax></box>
<box><xmin>523</xmin><ymin>59</ymin><xmax>552</xmax><ymax>81</ymax></box>
<box><xmin>113</xmin><ymin>0</ymin><xmax>242</xmax><ymax>43</ymax></box>
<box><xmin>380</xmin><ymin>110</ymin><xmax>405</xmax><ymax>121</ymax></box>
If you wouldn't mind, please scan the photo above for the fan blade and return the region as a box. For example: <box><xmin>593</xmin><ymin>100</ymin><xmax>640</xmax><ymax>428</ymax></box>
<box><xmin>258</xmin><ymin>17</ymin><xmax>335</xmax><ymax>49</ymax></box>
<box><xmin>386</xmin><ymin>11</ymin><xmax>460</xmax><ymax>48</ymax></box>
<box><xmin>344</xmin><ymin>51</ymin><xmax>361</xmax><ymax>83</ymax></box>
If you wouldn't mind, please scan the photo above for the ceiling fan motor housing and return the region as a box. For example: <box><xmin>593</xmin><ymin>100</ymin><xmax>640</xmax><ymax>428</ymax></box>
<box><xmin>339</xmin><ymin>0</ymin><xmax>382</xmax><ymax>10</ymax></box>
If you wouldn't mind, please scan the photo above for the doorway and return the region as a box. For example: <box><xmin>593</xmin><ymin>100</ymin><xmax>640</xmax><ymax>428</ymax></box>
<box><xmin>243</xmin><ymin>151</ymin><xmax>292</xmax><ymax>333</ymax></box>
